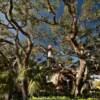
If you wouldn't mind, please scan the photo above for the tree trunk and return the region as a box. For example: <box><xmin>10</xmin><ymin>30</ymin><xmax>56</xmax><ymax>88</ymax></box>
<box><xmin>21</xmin><ymin>82</ymin><xmax>28</xmax><ymax>100</ymax></box>
<box><xmin>75</xmin><ymin>58</ymin><xmax>86</xmax><ymax>96</ymax></box>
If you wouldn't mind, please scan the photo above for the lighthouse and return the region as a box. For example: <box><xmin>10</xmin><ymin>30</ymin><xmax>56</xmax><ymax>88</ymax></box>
<box><xmin>47</xmin><ymin>44</ymin><xmax>53</xmax><ymax>67</ymax></box>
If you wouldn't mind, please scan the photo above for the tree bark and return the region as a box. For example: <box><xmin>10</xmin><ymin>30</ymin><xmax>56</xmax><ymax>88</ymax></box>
<box><xmin>63</xmin><ymin>0</ymin><xmax>87</xmax><ymax>96</ymax></box>
<box><xmin>75</xmin><ymin>58</ymin><xmax>86</xmax><ymax>96</ymax></box>
<box><xmin>8</xmin><ymin>1</ymin><xmax>33</xmax><ymax>99</ymax></box>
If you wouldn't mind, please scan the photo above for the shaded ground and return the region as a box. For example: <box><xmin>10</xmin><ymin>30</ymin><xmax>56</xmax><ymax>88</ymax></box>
<box><xmin>29</xmin><ymin>90</ymin><xmax>100</xmax><ymax>100</ymax></box>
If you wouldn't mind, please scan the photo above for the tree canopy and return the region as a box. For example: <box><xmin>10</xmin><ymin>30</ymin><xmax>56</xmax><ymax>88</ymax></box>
<box><xmin>0</xmin><ymin>0</ymin><xmax>100</xmax><ymax>100</ymax></box>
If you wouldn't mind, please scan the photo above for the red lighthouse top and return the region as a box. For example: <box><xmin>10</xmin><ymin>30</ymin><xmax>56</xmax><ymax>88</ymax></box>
<box><xmin>48</xmin><ymin>44</ymin><xmax>52</xmax><ymax>49</ymax></box>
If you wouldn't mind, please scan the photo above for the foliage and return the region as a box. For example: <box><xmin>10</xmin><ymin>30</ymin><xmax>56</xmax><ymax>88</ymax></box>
<box><xmin>0</xmin><ymin>0</ymin><xmax>100</xmax><ymax>99</ymax></box>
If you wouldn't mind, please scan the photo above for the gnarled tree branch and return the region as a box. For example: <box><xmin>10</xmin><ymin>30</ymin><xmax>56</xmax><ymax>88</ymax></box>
<box><xmin>63</xmin><ymin>0</ymin><xmax>87</xmax><ymax>96</ymax></box>
<box><xmin>0</xmin><ymin>38</ymin><xmax>14</xmax><ymax>45</ymax></box>
<box><xmin>9</xmin><ymin>0</ymin><xmax>33</xmax><ymax>67</ymax></box>
<box><xmin>46</xmin><ymin>0</ymin><xmax>57</xmax><ymax>24</ymax></box>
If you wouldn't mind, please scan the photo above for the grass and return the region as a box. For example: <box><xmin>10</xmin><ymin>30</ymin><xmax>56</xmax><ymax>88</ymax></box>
<box><xmin>29</xmin><ymin>89</ymin><xmax>100</xmax><ymax>100</ymax></box>
<box><xmin>29</xmin><ymin>96</ymin><xmax>99</xmax><ymax>100</ymax></box>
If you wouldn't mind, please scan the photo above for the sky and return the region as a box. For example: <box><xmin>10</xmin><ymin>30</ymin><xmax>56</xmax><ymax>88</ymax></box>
<box><xmin>0</xmin><ymin>0</ymin><xmax>100</xmax><ymax>63</ymax></box>
<box><xmin>35</xmin><ymin>0</ymin><xmax>100</xmax><ymax>62</ymax></box>
<box><xmin>38</xmin><ymin>0</ymin><xmax>84</xmax><ymax>20</ymax></box>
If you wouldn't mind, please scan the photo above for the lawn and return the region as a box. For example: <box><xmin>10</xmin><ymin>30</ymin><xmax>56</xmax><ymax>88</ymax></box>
<box><xmin>29</xmin><ymin>96</ymin><xmax>99</xmax><ymax>100</ymax></box>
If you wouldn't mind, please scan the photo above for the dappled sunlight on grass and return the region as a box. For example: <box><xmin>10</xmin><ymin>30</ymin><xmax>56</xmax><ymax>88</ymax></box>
<box><xmin>29</xmin><ymin>96</ymin><xmax>99</xmax><ymax>100</ymax></box>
